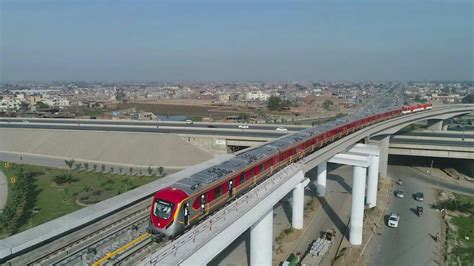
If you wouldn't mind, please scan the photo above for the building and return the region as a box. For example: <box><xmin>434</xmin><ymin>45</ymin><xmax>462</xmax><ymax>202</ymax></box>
<box><xmin>245</xmin><ymin>91</ymin><xmax>270</xmax><ymax>101</ymax></box>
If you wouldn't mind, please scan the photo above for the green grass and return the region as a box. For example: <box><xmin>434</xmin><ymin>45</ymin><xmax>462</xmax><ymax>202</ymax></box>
<box><xmin>438</xmin><ymin>193</ymin><xmax>474</xmax><ymax>264</ymax></box>
<box><xmin>0</xmin><ymin>163</ymin><xmax>159</xmax><ymax>238</ymax></box>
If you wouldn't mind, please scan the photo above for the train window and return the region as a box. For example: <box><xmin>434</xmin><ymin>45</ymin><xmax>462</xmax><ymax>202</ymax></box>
<box><xmin>239</xmin><ymin>174</ymin><xmax>245</xmax><ymax>185</ymax></box>
<box><xmin>154</xmin><ymin>199</ymin><xmax>174</xmax><ymax>219</ymax></box>
<box><xmin>215</xmin><ymin>186</ymin><xmax>222</xmax><ymax>198</ymax></box>
<box><xmin>260</xmin><ymin>164</ymin><xmax>264</xmax><ymax>172</ymax></box>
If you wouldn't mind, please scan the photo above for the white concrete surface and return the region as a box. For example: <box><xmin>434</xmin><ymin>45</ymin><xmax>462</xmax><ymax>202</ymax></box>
<box><xmin>250</xmin><ymin>209</ymin><xmax>273</xmax><ymax>266</ymax></box>
<box><xmin>316</xmin><ymin>161</ymin><xmax>327</xmax><ymax>196</ymax></box>
<box><xmin>0</xmin><ymin>128</ymin><xmax>214</xmax><ymax>167</ymax></box>
<box><xmin>291</xmin><ymin>182</ymin><xmax>305</xmax><ymax>230</ymax></box>
<box><xmin>350</xmin><ymin>165</ymin><xmax>367</xmax><ymax>245</ymax></box>
<box><xmin>367</xmin><ymin>155</ymin><xmax>380</xmax><ymax>208</ymax></box>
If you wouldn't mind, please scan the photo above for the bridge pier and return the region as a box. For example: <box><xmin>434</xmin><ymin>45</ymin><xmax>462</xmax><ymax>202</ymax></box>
<box><xmin>316</xmin><ymin>161</ymin><xmax>327</xmax><ymax>196</ymax></box>
<box><xmin>329</xmin><ymin>152</ymin><xmax>371</xmax><ymax>246</ymax></box>
<box><xmin>250</xmin><ymin>209</ymin><xmax>273</xmax><ymax>266</ymax></box>
<box><xmin>350</xmin><ymin>165</ymin><xmax>367</xmax><ymax>245</ymax></box>
<box><xmin>292</xmin><ymin>182</ymin><xmax>305</xmax><ymax>229</ymax></box>
<box><xmin>427</xmin><ymin>119</ymin><xmax>444</xmax><ymax>131</ymax></box>
<box><xmin>366</xmin><ymin>155</ymin><xmax>380</xmax><ymax>208</ymax></box>
<box><xmin>369</xmin><ymin>135</ymin><xmax>390</xmax><ymax>178</ymax></box>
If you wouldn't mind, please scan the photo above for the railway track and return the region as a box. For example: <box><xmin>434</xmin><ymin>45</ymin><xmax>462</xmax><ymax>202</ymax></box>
<box><xmin>27</xmin><ymin>204</ymin><xmax>151</xmax><ymax>266</ymax></box>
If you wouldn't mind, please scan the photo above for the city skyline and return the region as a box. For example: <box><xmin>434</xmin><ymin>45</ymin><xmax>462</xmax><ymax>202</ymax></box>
<box><xmin>1</xmin><ymin>0</ymin><xmax>473</xmax><ymax>82</ymax></box>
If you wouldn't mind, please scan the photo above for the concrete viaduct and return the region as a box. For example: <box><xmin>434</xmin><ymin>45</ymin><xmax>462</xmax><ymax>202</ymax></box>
<box><xmin>137</xmin><ymin>104</ymin><xmax>474</xmax><ymax>265</ymax></box>
<box><xmin>0</xmin><ymin>104</ymin><xmax>473</xmax><ymax>265</ymax></box>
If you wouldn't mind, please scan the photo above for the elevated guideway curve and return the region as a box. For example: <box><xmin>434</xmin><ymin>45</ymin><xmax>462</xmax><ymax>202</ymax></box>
<box><xmin>0</xmin><ymin>104</ymin><xmax>473</xmax><ymax>264</ymax></box>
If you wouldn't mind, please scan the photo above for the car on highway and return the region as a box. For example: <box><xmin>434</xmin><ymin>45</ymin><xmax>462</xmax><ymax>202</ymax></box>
<box><xmin>185</xmin><ymin>120</ymin><xmax>193</xmax><ymax>124</ymax></box>
<box><xmin>395</xmin><ymin>190</ymin><xmax>405</xmax><ymax>198</ymax></box>
<box><xmin>207</xmin><ymin>125</ymin><xmax>216</xmax><ymax>128</ymax></box>
<box><xmin>22</xmin><ymin>120</ymin><xmax>30</xmax><ymax>123</ymax></box>
<box><xmin>414</xmin><ymin>192</ymin><xmax>424</xmax><ymax>202</ymax></box>
<box><xmin>276</xmin><ymin>127</ymin><xmax>288</xmax><ymax>132</ymax></box>
<box><xmin>238</xmin><ymin>125</ymin><xmax>249</xmax><ymax>129</ymax></box>
<box><xmin>387</xmin><ymin>213</ymin><xmax>400</xmax><ymax>228</ymax></box>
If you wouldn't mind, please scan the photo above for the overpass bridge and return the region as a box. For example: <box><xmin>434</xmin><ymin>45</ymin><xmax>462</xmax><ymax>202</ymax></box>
<box><xmin>0</xmin><ymin>104</ymin><xmax>473</xmax><ymax>265</ymax></box>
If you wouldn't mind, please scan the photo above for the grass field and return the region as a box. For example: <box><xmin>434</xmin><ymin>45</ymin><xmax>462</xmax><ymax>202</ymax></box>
<box><xmin>0</xmin><ymin>163</ymin><xmax>159</xmax><ymax>238</ymax></box>
<box><xmin>438</xmin><ymin>192</ymin><xmax>474</xmax><ymax>264</ymax></box>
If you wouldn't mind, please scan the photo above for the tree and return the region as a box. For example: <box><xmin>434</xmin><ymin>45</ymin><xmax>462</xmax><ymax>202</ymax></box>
<box><xmin>158</xmin><ymin>166</ymin><xmax>164</xmax><ymax>176</ymax></box>
<box><xmin>322</xmin><ymin>100</ymin><xmax>334</xmax><ymax>111</ymax></box>
<box><xmin>462</xmin><ymin>94</ymin><xmax>474</xmax><ymax>103</ymax></box>
<box><xmin>129</xmin><ymin>167</ymin><xmax>134</xmax><ymax>175</ymax></box>
<box><xmin>147</xmin><ymin>166</ymin><xmax>153</xmax><ymax>176</ymax></box>
<box><xmin>65</xmin><ymin>159</ymin><xmax>75</xmax><ymax>169</ymax></box>
<box><xmin>35</xmin><ymin>101</ymin><xmax>49</xmax><ymax>109</ymax></box>
<box><xmin>84</xmin><ymin>162</ymin><xmax>89</xmax><ymax>170</ymax></box>
<box><xmin>101</xmin><ymin>165</ymin><xmax>106</xmax><ymax>172</ymax></box>
<box><xmin>110</xmin><ymin>167</ymin><xmax>114</xmax><ymax>173</ymax></box>
<box><xmin>53</xmin><ymin>174</ymin><xmax>73</xmax><ymax>185</ymax></box>
<box><xmin>119</xmin><ymin>167</ymin><xmax>123</xmax><ymax>174</ymax></box>
<box><xmin>19</xmin><ymin>102</ymin><xmax>29</xmax><ymax>111</ymax></box>
<box><xmin>75</xmin><ymin>163</ymin><xmax>82</xmax><ymax>170</ymax></box>
<box><xmin>93</xmin><ymin>164</ymin><xmax>97</xmax><ymax>171</ymax></box>
<box><xmin>267</xmin><ymin>96</ymin><xmax>282</xmax><ymax>111</ymax></box>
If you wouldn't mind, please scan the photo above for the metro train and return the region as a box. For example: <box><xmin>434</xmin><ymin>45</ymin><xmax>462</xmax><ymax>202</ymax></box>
<box><xmin>148</xmin><ymin>102</ymin><xmax>432</xmax><ymax>236</ymax></box>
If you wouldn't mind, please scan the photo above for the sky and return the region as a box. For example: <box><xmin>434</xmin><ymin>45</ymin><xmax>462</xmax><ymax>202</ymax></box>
<box><xmin>0</xmin><ymin>0</ymin><xmax>473</xmax><ymax>81</ymax></box>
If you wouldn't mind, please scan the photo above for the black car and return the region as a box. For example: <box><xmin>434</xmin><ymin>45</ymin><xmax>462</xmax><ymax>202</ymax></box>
<box><xmin>414</xmin><ymin>192</ymin><xmax>424</xmax><ymax>202</ymax></box>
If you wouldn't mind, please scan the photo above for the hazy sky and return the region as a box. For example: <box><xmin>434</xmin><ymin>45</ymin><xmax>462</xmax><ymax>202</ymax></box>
<box><xmin>1</xmin><ymin>0</ymin><xmax>473</xmax><ymax>81</ymax></box>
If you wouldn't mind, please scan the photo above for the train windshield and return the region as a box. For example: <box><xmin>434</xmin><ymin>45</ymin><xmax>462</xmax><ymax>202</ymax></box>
<box><xmin>154</xmin><ymin>199</ymin><xmax>174</xmax><ymax>219</ymax></box>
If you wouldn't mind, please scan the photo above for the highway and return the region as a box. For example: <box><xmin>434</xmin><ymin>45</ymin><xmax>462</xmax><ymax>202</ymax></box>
<box><xmin>365</xmin><ymin>165</ymin><xmax>474</xmax><ymax>266</ymax></box>
<box><xmin>390</xmin><ymin>137</ymin><xmax>474</xmax><ymax>147</ymax></box>
<box><xmin>400</xmin><ymin>131</ymin><xmax>474</xmax><ymax>139</ymax></box>
<box><xmin>0</xmin><ymin>122</ymin><xmax>290</xmax><ymax>138</ymax></box>
<box><xmin>0</xmin><ymin>118</ymin><xmax>307</xmax><ymax>131</ymax></box>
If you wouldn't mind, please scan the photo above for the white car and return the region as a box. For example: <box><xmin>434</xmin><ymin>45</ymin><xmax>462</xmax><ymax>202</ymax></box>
<box><xmin>185</xmin><ymin>120</ymin><xmax>193</xmax><ymax>124</ymax></box>
<box><xmin>276</xmin><ymin>127</ymin><xmax>288</xmax><ymax>132</ymax></box>
<box><xmin>387</xmin><ymin>213</ymin><xmax>400</xmax><ymax>228</ymax></box>
<box><xmin>395</xmin><ymin>190</ymin><xmax>404</xmax><ymax>198</ymax></box>
<box><xmin>238</xmin><ymin>125</ymin><xmax>249</xmax><ymax>129</ymax></box>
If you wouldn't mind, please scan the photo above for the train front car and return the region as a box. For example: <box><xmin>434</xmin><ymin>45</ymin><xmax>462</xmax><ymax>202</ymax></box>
<box><xmin>149</xmin><ymin>187</ymin><xmax>188</xmax><ymax>236</ymax></box>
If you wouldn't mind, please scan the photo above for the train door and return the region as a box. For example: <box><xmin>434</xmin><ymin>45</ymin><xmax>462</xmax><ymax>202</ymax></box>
<box><xmin>200</xmin><ymin>194</ymin><xmax>207</xmax><ymax>214</ymax></box>
<box><xmin>228</xmin><ymin>180</ymin><xmax>234</xmax><ymax>197</ymax></box>
<box><xmin>183</xmin><ymin>202</ymin><xmax>190</xmax><ymax>226</ymax></box>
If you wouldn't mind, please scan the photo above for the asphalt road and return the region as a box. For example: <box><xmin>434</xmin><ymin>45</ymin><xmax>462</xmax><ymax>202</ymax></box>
<box><xmin>0</xmin><ymin>118</ymin><xmax>307</xmax><ymax>131</ymax></box>
<box><xmin>364</xmin><ymin>165</ymin><xmax>471</xmax><ymax>266</ymax></box>
<box><xmin>400</xmin><ymin>131</ymin><xmax>474</xmax><ymax>139</ymax></box>
<box><xmin>390</xmin><ymin>137</ymin><xmax>474</xmax><ymax>147</ymax></box>
<box><xmin>0</xmin><ymin>123</ymin><xmax>288</xmax><ymax>138</ymax></box>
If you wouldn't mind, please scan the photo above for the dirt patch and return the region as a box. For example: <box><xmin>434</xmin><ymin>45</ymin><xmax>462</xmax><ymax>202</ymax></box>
<box><xmin>118</xmin><ymin>102</ymin><xmax>253</xmax><ymax>119</ymax></box>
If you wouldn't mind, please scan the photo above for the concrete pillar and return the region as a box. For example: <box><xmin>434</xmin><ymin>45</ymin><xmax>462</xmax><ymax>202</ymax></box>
<box><xmin>316</xmin><ymin>161</ymin><xmax>327</xmax><ymax>197</ymax></box>
<box><xmin>378</xmin><ymin>136</ymin><xmax>389</xmax><ymax>178</ymax></box>
<box><xmin>292</xmin><ymin>182</ymin><xmax>304</xmax><ymax>229</ymax></box>
<box><xmin>366</xmin><ymin>155</ymin><xmax>379</xmax><ymax>208</ymax></box>
<box><xmin>442</xmin><ymin>124</ymin><xmax>448</xmax><ymax>131</ymax></box>
<box><xmin>250</xmin><ymin>209</ymin><xmax>273</xmax><ymax>266</ymax></box>
<box><xmin>427</xmin><ymin>119</ymin><xmax>443</xmax><ymax>131</ymax></box>
<box><xmin>350</xmin><ymin>165</ymin><xmax>367</xmax><ymax>245</ymax></box>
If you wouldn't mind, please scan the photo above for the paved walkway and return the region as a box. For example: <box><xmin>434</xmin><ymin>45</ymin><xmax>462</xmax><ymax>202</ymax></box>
<box><xmin>0</xmin><ymin>170</ymin><xmax>8</xmax><ymax>211</ymax></box>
